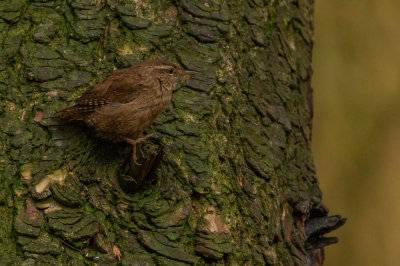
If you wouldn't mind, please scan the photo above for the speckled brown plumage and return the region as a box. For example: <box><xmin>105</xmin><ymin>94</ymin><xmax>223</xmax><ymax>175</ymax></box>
<box><xmin>57</xmin><ymin>58</ymin><xmax>197</xmax><ymax>163</ymax></box>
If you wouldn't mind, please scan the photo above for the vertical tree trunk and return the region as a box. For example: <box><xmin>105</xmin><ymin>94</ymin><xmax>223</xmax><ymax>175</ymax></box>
<box><xmin>0</xmin><ymin>0</ymin><xmax>344</xmax><ymax>265</ymax></box>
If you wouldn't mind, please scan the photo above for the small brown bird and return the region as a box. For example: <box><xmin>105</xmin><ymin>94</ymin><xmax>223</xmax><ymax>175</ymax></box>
<box><xmin>57</xmin><ymin>58</ymin><xmax>198</xmax><ymax>163</ymax></box>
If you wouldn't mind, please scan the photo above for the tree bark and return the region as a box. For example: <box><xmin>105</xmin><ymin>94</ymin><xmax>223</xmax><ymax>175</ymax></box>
<box><xmin>0</xmin><ymin>0</ymin><xmax>344</xmax><ymax>265</ymax></box>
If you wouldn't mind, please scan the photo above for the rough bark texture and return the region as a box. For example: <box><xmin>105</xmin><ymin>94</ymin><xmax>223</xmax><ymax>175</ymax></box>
<box><xmin>0</xmin><ymin>0</ymin><xmax>337</xmax><ymax>265</ymax></box>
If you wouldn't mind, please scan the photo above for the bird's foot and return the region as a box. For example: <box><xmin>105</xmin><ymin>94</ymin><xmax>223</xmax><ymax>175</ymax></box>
<box><xmin>113</xmin><ymin>245</ymin><xmax>121</xmax><ymax>261</ymax></box>
<box><xmin>137</xmin><ymin>133</ymin><xmax>158</xmax><ymax>143</ymax></box>
<box><xmin>122</xmin><ymin>134</ymin><xmax>158</xmax><ymax>165</ymax></box>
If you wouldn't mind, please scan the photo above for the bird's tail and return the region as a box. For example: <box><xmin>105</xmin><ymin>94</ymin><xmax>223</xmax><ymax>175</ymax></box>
<box><xmin>55</xmin><ymin>105</ymin><xmax>88</xmax><ymax>120</ymax></box>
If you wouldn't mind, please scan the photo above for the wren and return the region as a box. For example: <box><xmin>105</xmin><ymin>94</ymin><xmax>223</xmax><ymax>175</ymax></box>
<box><xmin>57</xmin><ymin>59</ymin><xmax>198</xmax><ymax>163</ymax></box>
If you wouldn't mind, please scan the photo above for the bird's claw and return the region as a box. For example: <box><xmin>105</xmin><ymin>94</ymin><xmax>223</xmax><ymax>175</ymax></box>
<box><xmin>123</xmin><ymin>133</ymin><xmax>158</xmax><ymax>165</ymax></box>
<box><xmin>113</xmin><ymin>245</ymin><xmax>121</xmax><ymax>261</ymax></box>
<box><xmin>147</xmin><ymin>133</ymin><xmax>158</xmax><ymax>139</ymax></box>
<box><xmin>132</xmin><ymin>146</ymin><xmax>142</xmax><ymax>165</ymax></box>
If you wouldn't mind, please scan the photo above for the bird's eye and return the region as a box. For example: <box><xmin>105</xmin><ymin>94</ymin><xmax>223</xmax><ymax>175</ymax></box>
<box><xmin>168</xmin><ymin>68</ymin><xmax>173</xmax><ymax>74</ymax></box>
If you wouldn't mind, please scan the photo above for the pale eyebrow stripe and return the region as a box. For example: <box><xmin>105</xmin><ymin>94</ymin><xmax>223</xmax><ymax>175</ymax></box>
<box><xmin>152</xmin><ymin>65</ymin><xmax>174</xmax><ymax>70</ymax></box>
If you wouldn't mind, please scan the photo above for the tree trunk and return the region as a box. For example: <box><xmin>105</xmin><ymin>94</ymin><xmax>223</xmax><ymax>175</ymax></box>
<box><xmin>0</xmin><ymin>0</ymin><xmax>344</xmax><ymax>265</ymax></box>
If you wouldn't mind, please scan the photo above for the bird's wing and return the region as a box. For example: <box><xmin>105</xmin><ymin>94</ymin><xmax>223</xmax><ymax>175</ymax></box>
<box><xmin>74</xmin><ymin>68</ymin><xmax>147</xmax><ymax>112</ymax></box>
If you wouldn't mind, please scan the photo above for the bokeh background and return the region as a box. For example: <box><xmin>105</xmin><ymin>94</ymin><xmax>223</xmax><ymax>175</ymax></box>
<box><xmin>312</xmin><ymin>0</ymin><xmax>400</xmax><ymax>265</ymax></box>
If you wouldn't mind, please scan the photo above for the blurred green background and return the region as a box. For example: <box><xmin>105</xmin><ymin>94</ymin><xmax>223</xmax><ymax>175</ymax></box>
<box><xmin>312</xmin><ymin>0</ymin><xmax>400</xmax><ymax>265</ymax></box>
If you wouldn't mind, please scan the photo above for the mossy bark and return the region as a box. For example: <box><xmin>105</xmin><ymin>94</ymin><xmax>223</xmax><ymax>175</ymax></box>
<box><xmin>0</xmin><ymin>0</ymin><xmax>332</xmax><ymax>265</ymax></box>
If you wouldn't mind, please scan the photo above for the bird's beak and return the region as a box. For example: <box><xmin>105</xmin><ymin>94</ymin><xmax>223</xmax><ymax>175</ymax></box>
<box><xmin>183</xmin><ymin>70</ymin><xmax>199</xmax><ymax>75</ymax></box>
